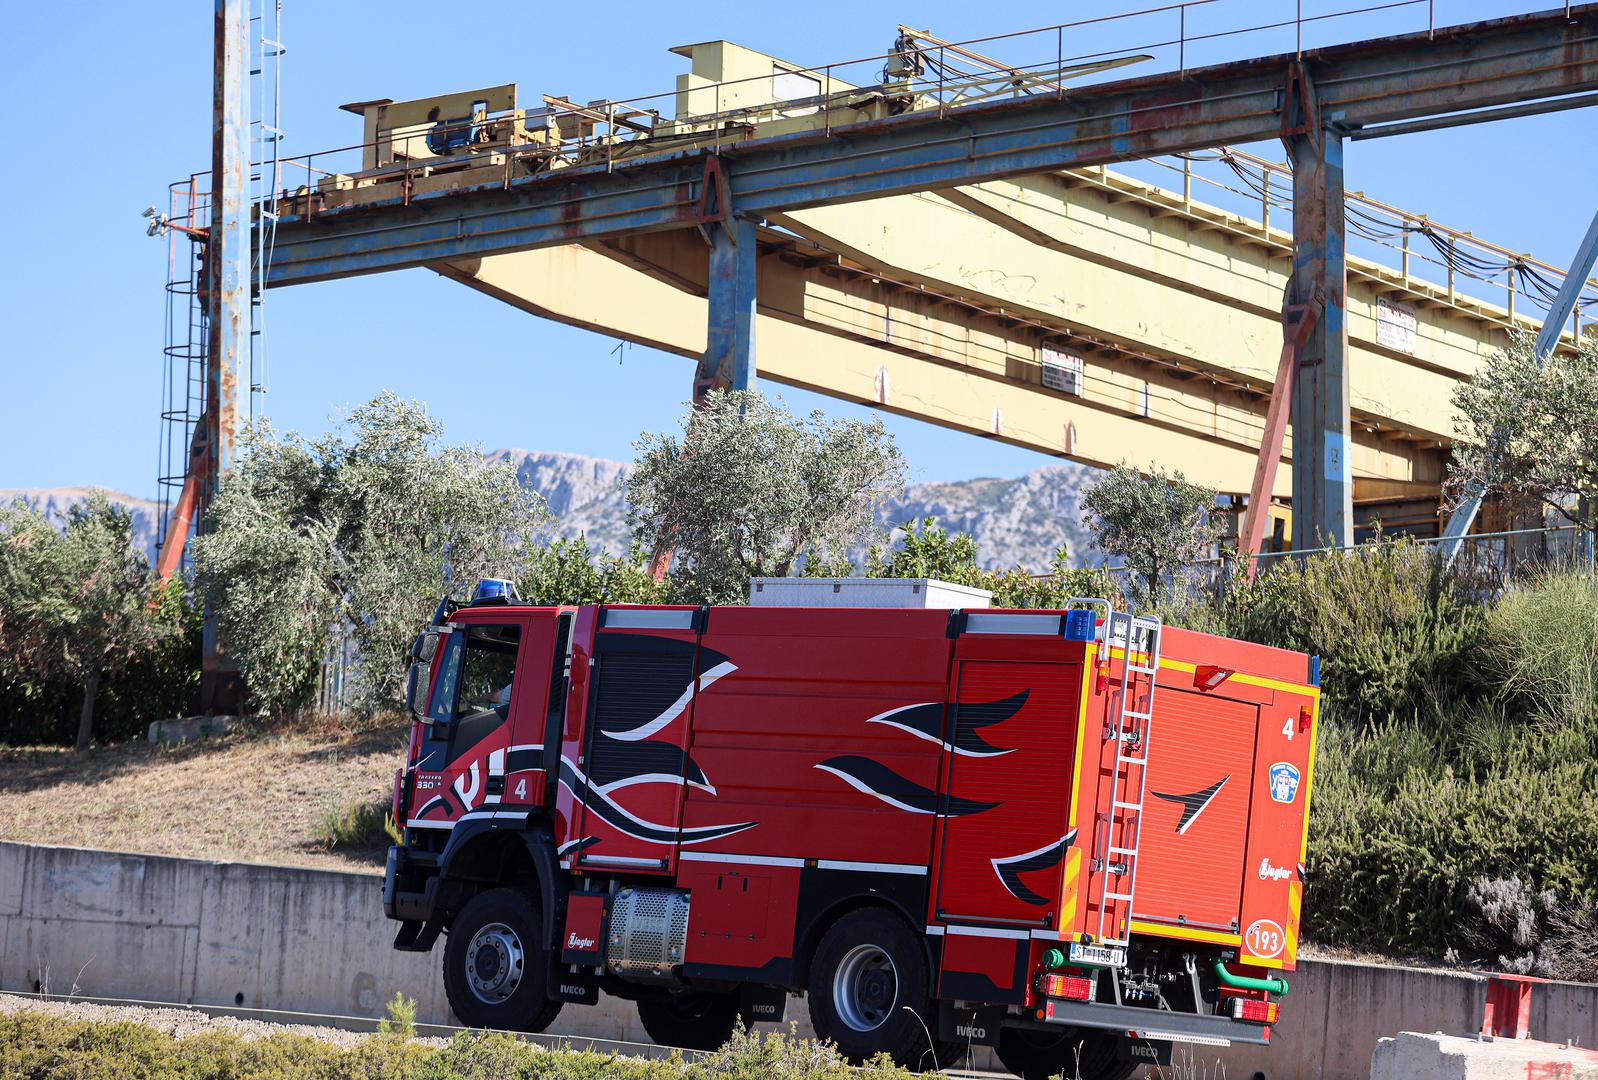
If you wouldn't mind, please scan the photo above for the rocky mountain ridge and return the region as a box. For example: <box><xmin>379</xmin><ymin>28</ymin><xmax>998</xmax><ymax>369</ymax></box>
<box><xmin>4</xmin><ymin>450</ymin><xmax>1098</xmax><ymax>571</ymax></box>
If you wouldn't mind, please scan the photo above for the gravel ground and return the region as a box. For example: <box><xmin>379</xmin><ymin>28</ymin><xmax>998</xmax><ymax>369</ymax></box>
<box><xmin>0</xmin><ymin>992</ymin><xmax>448</xmax><ymax>1050</ymax></box>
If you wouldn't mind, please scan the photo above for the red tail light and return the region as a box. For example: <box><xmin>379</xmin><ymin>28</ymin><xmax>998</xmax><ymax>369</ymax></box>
<box><xmin>1231</xmin><ymin>998</ymin><xmax>1279</xmax><ymax>1023</ymax></box>
<box><xmin>1039</xmin><ymin>973</ymin><xmax>1093</xmax><ymax>1001</ymax></box>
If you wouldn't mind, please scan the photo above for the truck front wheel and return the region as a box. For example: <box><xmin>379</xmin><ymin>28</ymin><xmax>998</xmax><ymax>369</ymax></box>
<box><xmin>442</xmin><ymin>887</ymin><xmax>563</xmax><ymax>1032</ymax></box>
<box><xmin>807</xmin><ymin>908</ymin><xmax>958</xmax><ymax>1069</ymax></box>
<box><xmin>995</xmin><ymin>1026</ymin><xmax>1137</xmax><ymax>1080</ymax></box>
<box><xmin>636</xmin><ymin>990</ymin><xmax>744</xmax><ymax>1050</ymax></box>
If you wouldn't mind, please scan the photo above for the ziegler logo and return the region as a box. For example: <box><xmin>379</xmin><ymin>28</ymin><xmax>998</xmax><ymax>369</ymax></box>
<box><xmin>566</xmin><ymin>933</ymin><xmax>597</xmax><ymax>950</ymax></box>
<box><xmin>1258</xmin><ymin>858</ymin><xmax>1292</xmax><ymax>881</ymax></box>
<box><xmin>956</xmin><ymin>1024</ymin><xmax>987</xmax><ymax>1040</ymax></box>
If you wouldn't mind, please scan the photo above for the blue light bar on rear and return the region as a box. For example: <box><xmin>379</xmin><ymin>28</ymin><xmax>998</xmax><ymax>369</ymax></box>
<box><xmin>1064</xmin><ymin>609</ymin><xmax>1096</xmax><ymax>642</ymax></box>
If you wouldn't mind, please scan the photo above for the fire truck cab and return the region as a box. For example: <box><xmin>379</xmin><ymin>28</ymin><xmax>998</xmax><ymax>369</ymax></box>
<box><xmin>383</xmin><ymin>582</ymin><xmax>1319</xmax><ymax>1079</ymax></box>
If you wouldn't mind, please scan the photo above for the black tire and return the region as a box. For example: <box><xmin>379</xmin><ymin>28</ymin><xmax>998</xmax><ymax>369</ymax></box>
<box><xmin>636</xmin><ymin>990</ymin><xmax>745</xmax><ymax>1051</ymax></box>
<box><xmin>806</xmin><ymin>908</ymin><xmax>955</xmax><ymax>1070</ymax></box>
<box><xmin>995</xmin><ymin>1026</ymin><xmax>1138</xmax><ymax>1080</ymax></box>
<box><xmin>442</xmin><ymin>887</ymin><xmax>563</xmax><ymax>1032</ymax></box>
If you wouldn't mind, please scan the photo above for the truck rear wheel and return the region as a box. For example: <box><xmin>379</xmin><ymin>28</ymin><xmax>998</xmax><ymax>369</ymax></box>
<box><xmin>995</xmin><ymin>1026</ymin><xmax>1137</xmax><ymax>1080</ymax></box>
<box><xmin>442</xmin><ymin>887</ymin><xmax>563</xmax><ymax>1032</ymax></box>
<box><xmin>636</xmin><ymin>990</ymin><xmax>744</xmax><ymax>1050</ymax></box>
<box><xmin>807</xmin><ymin>908</ymin><xmax>956</xmax><ymax>1069</ymax></box>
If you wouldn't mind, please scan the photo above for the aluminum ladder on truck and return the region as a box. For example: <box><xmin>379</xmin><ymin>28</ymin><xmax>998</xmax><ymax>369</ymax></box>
<box><xmin>1094</xmin><ymin>609</ymin><xmax>1164</xmax><ymax>949</ymax></box>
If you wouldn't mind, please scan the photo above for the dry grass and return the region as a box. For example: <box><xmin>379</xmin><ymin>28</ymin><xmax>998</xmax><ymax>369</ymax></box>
<box><xmin>0</xmin><ymin>717</ymin><xmax>406</xmax><ymax>873</ymax></box>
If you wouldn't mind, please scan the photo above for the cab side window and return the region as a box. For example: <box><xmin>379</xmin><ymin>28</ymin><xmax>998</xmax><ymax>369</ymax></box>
<box><xmin>456</xmin><ymin>626</ymin><xmax>520</xmax><ymax>721</ymax></box>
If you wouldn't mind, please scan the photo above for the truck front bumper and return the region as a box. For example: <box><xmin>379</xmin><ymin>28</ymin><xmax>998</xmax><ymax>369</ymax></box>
<box><xmin>382</xmin><ymin>844</ymin><xmax>439</xmax><ymax>923</ymax></box>
<box><xmin>1041</xmin><ymin>998</ymin><xmax>1272</xmax><ymax>1047</ymax></box>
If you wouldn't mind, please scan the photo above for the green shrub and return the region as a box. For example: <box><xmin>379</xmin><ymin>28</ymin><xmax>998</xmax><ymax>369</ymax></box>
<box><xmin>1480</xmin><ymin>569</ymin><xmax>1598</xmax><ymax>727</ymax></box>
<box><xmin>1305</xmin><ymin>704</ymin><xmax>1598</xmax><ymax>956</ymax></box>
<box><xmin>1211</xmin><ymin>538</ymin><xmax>1486</xmax><ymax>723</ymax></box>
<box><xmin>0</xmin><ymin>1009</ymin><xmax>920</xmax><ymax>1080</ymax></box>
<box><xmin>316</xmin><ymin>795</ymin><xmax>397</xmax><ymax>851</ymax></box>
<box><xmin>378</xmin><ymin>992</ymin><xmax>418</xmax><ymax>1039</ymax></box>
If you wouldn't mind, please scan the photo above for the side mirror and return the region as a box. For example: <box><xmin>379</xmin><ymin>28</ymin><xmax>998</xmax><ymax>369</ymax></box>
<box><xmin>412</xmin><ymin>631</ymin><xmax>441</xmax><ymax>664</ymax></box>
<box><xmin>405</xmin><ymin>661</ymin><xmax>433</xmax><ymax>723</ymax></box>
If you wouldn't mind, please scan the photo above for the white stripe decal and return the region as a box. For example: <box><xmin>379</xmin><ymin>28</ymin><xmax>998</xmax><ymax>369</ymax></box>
<box><xmin>813</xmin><ymin>763</ymin><xmax>933</xmax><ymax>815</ymax></box>
<box><xmin>679</xmin><ymin>852</ymin><xmax>806</xmax><ymax>868</ymax></box>
<box><xmin>676</xmin><ymin>852</ymin><xmax>926</xmax><ymax>875</ymax></box>
<box><xmin>487</xmin><ymin>748</ymin><xmax>506</xmax><ymax>777</ymax></box>
<box><xmin>867</xmin><ymin>703</ymin><xmax>1014</xmax><ymax>759</ymax></box>
<box><xmin>453</xmin><ymin>761</ymin><xmax>481</xmax><ymax>809</ymax></box>
<box><xmin>698</xmin><ymin>660</ymin><xmax>737</xmax><ymax>691</ymax></box>
<box><xmin>595</xmin><ymin>773</ymin><xmax>717</xmax><ymax>796</ymax></box>
<box><xmin>558</xmin><ymin>760</ymin><xmax>756</xmax><ymax>845</ymax></box>
<box><xmin>925</xmin><ymin>925</ymin><xmax>946</xmax><ymax>936</ymax></box>
<box><xmin>605</xmin><ymin>662</ymin><xmax>739</xmax><ymax>744</ymax></box>
<box><xmin>945</xmin><ymin>924</ymin><xmax>1030</xmax><ymax>939</ymax></box>
<box><xmin>606</xmin><ymin>684</ymin><xmax>692</xmax><ymax>743</ymax></box>
<box><xmin>406</xmin><ymin>818</ymin><xmax>453</xmax><ymax>830</ymax></box>
<box><xmin>817</xmin><ymin>859</ymin><xmax>927</xmax><ymax>875</ymax></box>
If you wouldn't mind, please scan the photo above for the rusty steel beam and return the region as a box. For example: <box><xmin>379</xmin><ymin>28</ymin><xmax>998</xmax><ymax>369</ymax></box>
<box><xmin>263</xmin><ymin>5</ymin><xmax>1598</xmax><ymax>287</ymax></box>
<box><xmin>697</xmin><ymin>216</ymin><xmax>759</xmax><ymax>399</ymax></box>
<box><xmin>200</xmin><ymin>0</ymin><xmax>250</xmax><ymax>713</ymax></box>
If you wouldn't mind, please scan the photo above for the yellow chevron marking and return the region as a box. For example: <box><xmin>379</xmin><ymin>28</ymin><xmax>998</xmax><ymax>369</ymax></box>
<box><xmin>1286</xmin><ymin>880</ymin><xmax>1303</xmax><ymax>965</ymax></box>
<box><xmin>1060</xmin><ymin>847</ymin><xmax>1082</xmax><ymax>930</ymax></box>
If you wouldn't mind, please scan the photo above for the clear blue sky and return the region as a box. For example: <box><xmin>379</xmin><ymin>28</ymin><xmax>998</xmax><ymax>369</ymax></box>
<box><xmin>1</xmin><ymin>1</ymin><xmax>1592</xmax><ymax>499</ymax></box>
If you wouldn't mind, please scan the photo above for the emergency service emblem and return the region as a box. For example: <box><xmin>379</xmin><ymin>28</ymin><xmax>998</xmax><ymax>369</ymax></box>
<box><xmin>1267</xmin><ymin>762</ymin><xmax>1301</xmax><ymax>804</ymax></box>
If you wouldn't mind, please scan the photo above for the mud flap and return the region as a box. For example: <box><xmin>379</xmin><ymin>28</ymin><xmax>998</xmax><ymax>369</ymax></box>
<box><xmin>1120</xmin><ymin>1037</ymin><xmax>1173</xmax><ymax>1070</ymax></box>
<box><xmin>550</xmin><ymin>965</ymin><xmax>600</xmax><ymax>1005</ymax></box>
<box><xmin>937</xmin><ymin>999</ymin><xmax>1005</xmax><ymax>1047</ymax></box>
<box><xmin>738</xmin><ymin>984</ymin><xmax>788</xmax><ymax>1025</ymax></box>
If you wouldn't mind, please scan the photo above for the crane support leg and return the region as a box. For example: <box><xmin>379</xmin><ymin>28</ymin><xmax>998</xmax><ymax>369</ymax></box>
<box><xmin>1242</xmin><ymin>299</ymin><xmax>1322</xmax><ymax>577</ymax></box>
<box><xmin>648</xmin><ymin>210</ymin><xmax>760</xmax><ymax>581</ymax></box>
<box><xmin>200</xmin><ymin>0</ymin><xmax>251</xmax><ymax>714</ymax></box>
<box><xmin>696</xmin><ymin>214</ymin><xmax>759</xmax><ymax>399</ymax></box>
<box><xmin>1285</xmin><ymin>67</ymin><xmax>1352</xmax><ymax>551</ymax></box>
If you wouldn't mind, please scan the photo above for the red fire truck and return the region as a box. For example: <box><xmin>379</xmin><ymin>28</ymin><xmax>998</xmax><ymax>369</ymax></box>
<box><xmin>383</xmin><ymin>582</ymin><xmax>1319</xmax><ymax>1079</ymax></box>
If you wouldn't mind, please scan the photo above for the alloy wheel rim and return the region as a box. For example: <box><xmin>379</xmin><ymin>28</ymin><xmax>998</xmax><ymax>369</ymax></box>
<box><xmin>465</xmin><ymin>921</ymin><xmax>525</xmax><ymax>1004</ymax></box>
<box><xmin>833</xmin><ymin>943</ymin><xmax>899</xmax><ymax>1032</ymax></box>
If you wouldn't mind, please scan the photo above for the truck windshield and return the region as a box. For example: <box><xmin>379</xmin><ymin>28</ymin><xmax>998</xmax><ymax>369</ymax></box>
<box><xmin>425</xmin><ymin>633</ymin><xmax>464</xmax><ymax>725</ymax></box>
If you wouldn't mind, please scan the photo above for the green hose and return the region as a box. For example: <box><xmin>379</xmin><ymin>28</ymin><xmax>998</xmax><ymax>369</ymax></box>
<box><xmin>1213</xmin><ymin>959</ymin><xmax>1289</xmax><ymax>996</ymax></box>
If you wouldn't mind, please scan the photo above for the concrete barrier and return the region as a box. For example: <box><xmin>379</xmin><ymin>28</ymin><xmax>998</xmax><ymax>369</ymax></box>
<box><xmin>1</xmin><ymin>840</ymin><xmax>1595</xmax><ymax>1078</ymax></box>
<box><xmin>1371</xmin><ymin>1031</ymin><xmax>1598</xmax><ymax>1079</ymax></box>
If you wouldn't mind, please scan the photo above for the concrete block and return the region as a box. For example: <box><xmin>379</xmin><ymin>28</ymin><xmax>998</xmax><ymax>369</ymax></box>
<box><xmin>0</xmin><ymin>916</ymin><xmax>197</xmax><ymax>1002</ymax></box>
<box><xmin>1371</xmin><ymin>1031</ymin><xmax>1598</xmax><ymax>1080</ymax></box>
<box><xmin>148</xmin><ymin>716</ymin><xmax>238</xmax><ymax>746</ymax></box>
<box><xmin>0</xmin><ymin>845</ymin><xmax>25</xmax><ymax>916</ymax></box>
<box><xmin>7</xmin><ymin>842</ymin><xmax>204</xmax><ymax>928</ymax></box>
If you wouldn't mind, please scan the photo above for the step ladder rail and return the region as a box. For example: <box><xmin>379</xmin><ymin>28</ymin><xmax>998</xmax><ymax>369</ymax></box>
<box><xmin>1093</xmin><ymin>609</ymin><xmax>1164</xmax><ymax>949</ymax></box>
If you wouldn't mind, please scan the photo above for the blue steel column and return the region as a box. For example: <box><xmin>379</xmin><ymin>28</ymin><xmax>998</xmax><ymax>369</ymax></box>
<box><xmin>697</xmin><ymin>216</ymin><xmax>758</xmax><ymax>399</ymax></box>
<box><xmin>201</xmin><ymin>0</ymin><xmax>250</xmax><ymax>712</ymax></box>
<box><xmin>1288</xmin><ymin>127</ymin><xmax>1353</xmax><ymax>550</ymax></box>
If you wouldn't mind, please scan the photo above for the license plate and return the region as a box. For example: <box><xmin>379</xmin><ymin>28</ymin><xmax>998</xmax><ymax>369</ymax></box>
<box><xmin>1068</xmin><ymin>943</ymin><xmax>1126</xmax><ymax>968</ymax></box>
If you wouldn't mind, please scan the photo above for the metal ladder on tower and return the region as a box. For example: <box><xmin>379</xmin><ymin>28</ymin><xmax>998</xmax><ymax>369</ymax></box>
<box><xmin>1094</xmin><ymin>609</ymin><xmax>1164</xmax><ymax>949</ymax></box>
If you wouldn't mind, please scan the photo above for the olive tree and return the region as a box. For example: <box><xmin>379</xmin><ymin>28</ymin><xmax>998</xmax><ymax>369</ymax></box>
<box><xmin>626</xmin><ymin>391</ymin><xmax>907</xmax><ymax>602</ymax></box>
<box><xmin>1448</xmin><ymin>331</ymin><xmax>1598</xmax><ymax>532</ymax></box>
<box><xmin>0</xmin><ymin>494</ymin><xmax>178</xmax><ymax>750</ymax></box>
<box><xmin>192</xmin><ymin>392</ymin><xmax>549</xmax><ymax>714</ymax></box>
<box><xmin>1080</xmin><ymin>463</ymin><xmax>1221</xmax><ymax>611</ymax></box>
